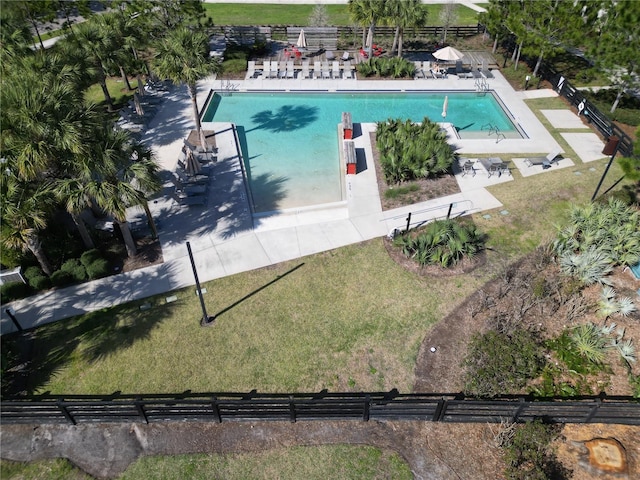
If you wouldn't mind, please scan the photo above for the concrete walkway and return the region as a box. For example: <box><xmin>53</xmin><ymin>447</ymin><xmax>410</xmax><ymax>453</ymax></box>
<box><xmin>2</xmin><ymin>68</ymin><xmax>592</xmax><ymax>335</ymax></box>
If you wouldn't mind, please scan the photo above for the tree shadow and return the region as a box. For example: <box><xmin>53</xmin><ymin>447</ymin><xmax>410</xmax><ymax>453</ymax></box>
<box><xmin>247</xmin><ymin>104</ymin><xmax>319</xmax><ymax>133</ymax></box>
<box><xmin>1</xmin><ymin>296</ymin><xmax>177</xmax><ymax>396</ymax></box>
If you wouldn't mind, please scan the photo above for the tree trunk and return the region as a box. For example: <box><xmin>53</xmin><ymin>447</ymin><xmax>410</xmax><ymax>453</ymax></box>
<box><xmin>189</xmin><ymin>84</ymin><xmax>206</xmax><ymax>149</ymax></box>
<box><xmin>117</xmin><ymin>219</ymin><xmax>137</xmax><ymax>257</ymax></box>
<box><xmin>533</xmin><ymin>51</ymin><xmax>544</xmax><ymax>77</ymax></box>
<box><xmin>137</xmin><ymin>74</ymin><xmax>145</xmax><ymax>97</ymax></box>
<box><xmin>391</xmin><ymin>26</ymin><xmax>399</xmax><ymax>56</ymax></box>
<box><xmin>513</xmin><ymin>41</ymin><xmax>523</xmax><ymax>70</ymax></box>
<box><xmin>361</xmin><ymin>27</ymin><xmax>366</xmax><ymax>49</ymax></box>
<box><xmin>27</xmin><ymin>236</ymin><xmax>52</xmax><ymax>276</ymax></box>
<box><xmin>97</xmin><ymin>66</ymin><xmax>114</xmax><ymax>111</ymax></box>
<box><xmin>134</xmin><ymin>93</ymin><xmax>144</xmax><ymax>116</ymax></box>
<box><xmin>120</xmin><ymin>66</ymin><xmax>133</xmax><ymax>91</ymax></box>
<box><xmin>492</xmin><ymin>37</ymin><xmax>498</xmax><ymax>54</ymax></box>
<box><xmin>142</xmin><ymin>202</ymin><xmax>159</xmax><ymax>239</ymax></box>
<box><xmin>72</xmin><ymin>213</ymin><xmax>95</xmax><ymax>249</ymax></box>
<box><xmin>610</xmin><ymin>87</ymin><xmax>624</xmax><ymax>113</ymax></box>
<box><xmin>398</xmin><ymin>29</ymin><xmax>404</xmax><ymax>58</ymax></box>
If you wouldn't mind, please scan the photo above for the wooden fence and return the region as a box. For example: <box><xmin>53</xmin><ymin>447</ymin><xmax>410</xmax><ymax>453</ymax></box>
<box><xmin>2</xmin><ymin>391</ymin><xmax>638</xmax><ymax>426</ymax></box>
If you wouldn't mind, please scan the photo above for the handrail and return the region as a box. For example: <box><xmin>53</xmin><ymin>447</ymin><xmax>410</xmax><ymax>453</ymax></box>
<box><xmin>231</xmin><ymin>123</ymin><xmax>256</xmax><ymax>218</ymax></box>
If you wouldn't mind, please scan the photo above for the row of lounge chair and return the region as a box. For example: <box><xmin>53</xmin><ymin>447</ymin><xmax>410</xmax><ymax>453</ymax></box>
<box><xmin>172</xmin><ymin>145</ymin><xmax>215</xmax><ymax>207</ymax></box>
<box><xmin>413</xmin><ymin>61</ymin><xmax>493</xmax><ymax>80</ymax></box>
<box><xmin>459</xmin><ymin>150</ymin><xmax>563</xmax><ymax>178</ymax></box>
<box><xmin>247</xmin><ymin>60</ymin><xmax>355</xmax><ymax>80</ymax></box>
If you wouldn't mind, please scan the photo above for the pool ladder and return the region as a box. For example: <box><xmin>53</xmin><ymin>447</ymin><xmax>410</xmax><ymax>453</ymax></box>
<box><xmin>481</xmin><ymin>123</ymin><xmax>506</xmax><ymax>144</ymax></box>
<box><xmin>475</xmin><ymin>77</ymin><xmax>489</xmax><ymax>94</ymax></box>
<box><xmin>220</xmin><ymin>80</ymin><xmax>239</xmax><ymax>96</ymax></box>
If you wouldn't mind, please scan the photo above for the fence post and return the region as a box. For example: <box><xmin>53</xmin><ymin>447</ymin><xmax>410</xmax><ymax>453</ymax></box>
<box><xmin>511</xmin><ymin>397</ymin><xmax>526</xmax><ymax>423</ymax></box>
<box><xmin>446</xmin><ymin>203</ymin><xmax>453</xmax><ymax>219</ymax></box>
<box><xmin>135</xmin><ymin>397</ymin><xmax>149</xmax><ymax>424</ymax></box>
<box><xmin>289</xmin><ymin>396</ymin><xmax>296</xmax><ymax>423</ymax></box>
<box><xmin>211</xmin><ymin>396</ymin><xmax>222</xmax><ymax>423</ymax></box>
<box><xmin>405</xmin><ymin>212</ymin><xmax>411</xmax><ymax>233</ymax></box>
<box><xmin>585</xmin><ymin>397</ymin><xmax>602</xmax><ymax>423</ymax></box>
<box><xmin>363</xmin><ymin>395</ymin><xmax>371</xmax><ymax>421</ymax></box>
<box><xmin>57</xmin><ymin>399</ymin><xmax>76</xmax><ymax>425</ymax></box>
<box><xmin>432</xmin><ymin>398</ymin><xmax>447</xmax><ymax>422</ymax></box>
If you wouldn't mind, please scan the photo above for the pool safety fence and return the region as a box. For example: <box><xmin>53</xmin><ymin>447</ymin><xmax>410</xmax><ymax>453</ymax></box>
<box><xmin>2</xmin><ymin>391</ymin><xmax>638</xmax><ymax>426</ymax></box>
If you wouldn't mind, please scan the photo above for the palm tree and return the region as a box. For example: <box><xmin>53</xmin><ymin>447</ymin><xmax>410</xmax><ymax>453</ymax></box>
<box><xmin>385</xmin><ymin>0</ymin><xmax>427</xmax><ymax>58</ymax></box>
<box><xmin>0</xmin><ymin>170</ymin><xmax>54</xmax><ymax>275</ymax></box>
<box><xmin>87</xmin><ymin>128</ymin><xmax>162</xmax><ymax>257</ymax></box>
<box><xmin>153</xmin><ymin>26</ymin><xmax>221</xmax><ymax>149</ymax></box>
<box><xmin>348</xmin><ymin>0</ymin><xmax>386</xmax><ymax>58</ymax></box>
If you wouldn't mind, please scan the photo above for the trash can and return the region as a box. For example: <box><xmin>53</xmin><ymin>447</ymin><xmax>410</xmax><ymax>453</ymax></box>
<box><xmin>602</xmin><ymin>135</ymin><xmax>619</xmax><ymax>156</ymax></box>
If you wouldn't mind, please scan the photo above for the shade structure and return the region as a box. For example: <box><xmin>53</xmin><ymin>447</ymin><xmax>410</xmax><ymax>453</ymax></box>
<box><xmin>433</xmin><ymin>46</ymin><xmax>464</xmax><ymax>61</ymax></box>
<box><xmin>185</xmin><ymin>148</ymin><xmax>202</xmax><ymax>175</ymax></box>
<box><xmin>441</xmin><ymin>95</ymin><xmax>449</xmax><ymax>119</ymax></box>
<box><xmin>296</xmin><ymin>29</ymin><xmax>307</xmax><ymax>49</ymax></box>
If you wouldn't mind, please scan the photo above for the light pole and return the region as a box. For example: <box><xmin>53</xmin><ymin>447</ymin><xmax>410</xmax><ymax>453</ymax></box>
<box><xmin>186</xmin><ymin>241</ymin><xmax>215</xmax><ymax>326</ymax></box>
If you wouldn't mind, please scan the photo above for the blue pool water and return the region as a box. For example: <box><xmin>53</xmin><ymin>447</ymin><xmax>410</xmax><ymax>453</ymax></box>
<box><xmin>203</xmin><ymin>91</ymin><xmax>519</xmax><ymax>213</ymax></box>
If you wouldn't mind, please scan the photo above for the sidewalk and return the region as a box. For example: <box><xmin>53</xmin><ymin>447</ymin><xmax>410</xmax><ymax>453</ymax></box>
<box><xmin>1</xmin><ymin>71</ymin><xmax>568</xmax><ymax>335</ymax></box>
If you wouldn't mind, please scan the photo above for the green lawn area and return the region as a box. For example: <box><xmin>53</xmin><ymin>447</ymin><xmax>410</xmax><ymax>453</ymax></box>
<box><xmin>83</xmin><ymin>76</ymin><xmax>137</xmax><ymax>110</ymax></box>
<box><xmin>203</xmin><ymin>3</ymin><xmax>479</xmax><ymax>26</ymax></box>
<box><xmin>1</xmin><ymin>446</ymin><xmax>413</xmax><ymax>480</ymax></box>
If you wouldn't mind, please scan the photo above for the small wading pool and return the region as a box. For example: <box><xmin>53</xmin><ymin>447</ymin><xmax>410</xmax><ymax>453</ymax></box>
<box><xmin>202</xmin><ymin>91</ymin><xmax>523</xmax><ymax>214</ymax></box>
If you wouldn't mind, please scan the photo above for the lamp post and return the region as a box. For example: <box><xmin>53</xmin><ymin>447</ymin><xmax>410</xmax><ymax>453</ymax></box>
<box><xmin>186</xmin><ymin>241</ymin><xmax>215</xmax><ymax>326</ymax></box>
<box><xmin>591</xmin><ymin>136</ymin><xmax>620</xmax><ymax>202</ymax></box>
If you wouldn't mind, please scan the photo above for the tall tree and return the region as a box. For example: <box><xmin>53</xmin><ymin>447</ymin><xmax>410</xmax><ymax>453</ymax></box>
<box><xmin>439</xmin><ymin>0</ymin><xmax>458</xmax><ymax>44</ymax></box>
<box><xmin>385</xmin><ymin>0</ymin><xmax>427</xmax><ymax>58</ymax></box>
<box><xmin>348</xmin><ymin>0</ymin><xmax>386</xmax><ymax>58</ymax></box>
<box><xmin>153</xmin><ymin>26</ymin><xmax>221</xmax><ymax>149</ymax></box>
<box><xmin>578</xmin><ymin>0</ymin><xmax>640</xmax><ymax>113</ymax></box>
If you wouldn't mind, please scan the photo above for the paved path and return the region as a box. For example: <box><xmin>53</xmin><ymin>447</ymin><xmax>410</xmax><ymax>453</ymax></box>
<box><xmin>1</xmin><ymin>69</ymin><xmax>585</xmax><ymax>335</ymax></box>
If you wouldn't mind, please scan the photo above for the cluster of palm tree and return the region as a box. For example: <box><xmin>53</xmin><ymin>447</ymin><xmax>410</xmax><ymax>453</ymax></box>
<box><xmin>376</xmin><ymin>118</ymin><xmax>455</xmax><ymax>184</ymax></box>
<box><xmin>348</xmin><ymin>0</ymin><xmax>427</xmax><ymax>58</ymax></box>
<box><xmin>394</xmin><ymin>218</ymin><xmax>484</xmax><ymax>268</ymax></box>
<box><xmin>0</xmin><ymin>1</ymin><xmax>217</xmax><ymax>279</ymax></box>
<box><xmin>553</xmin><ymin>198</ymin><xmax>640</xmax><ymax>286</ymax></box>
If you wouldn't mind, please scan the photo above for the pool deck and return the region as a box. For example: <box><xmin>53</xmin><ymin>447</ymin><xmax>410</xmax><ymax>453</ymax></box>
<box><xmin>1</xmin><ymin>71</ymin><xmax>609</xmax><ymax>333</ymax></box>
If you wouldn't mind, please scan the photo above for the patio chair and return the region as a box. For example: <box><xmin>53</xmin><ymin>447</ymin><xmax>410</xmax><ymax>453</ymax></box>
<box><xmin>172</xmin><ymin>174</ymin><xmax>208</xmax><ymax>196</ymax></box>
<box><xmin>341</xmin><ymin>51</ymin><xmax>350</xmax><ymax>61</ymax></box>
<box><xmin>173</xmin><ymin>192</ymin><xmax>207</xmax><ymax>206</ymax></box>
<box><xmin>343</xmin><ymin>61</ymin><xmax>353</xmax><ymax>79</ymax></box>
<box><xmin>326</xmin><ymin>50</ymin><xmax>335</xmax><ymax>60</ymax></box>
<box><xmin>321</xmin><ymin>61</ymin><xmax>331</xmax><ymax>79</ymax></box>
<box><xmin>332</xmin><ymin>61</ymin><xmax>341</xmax><ymax>78</ymax></box>
<box><xmin>460</xmin><ymin>159</ymin><xmax>476</xmax><ymax>177</ymax></box>
<box><xmin>414</xmin><ymin>61</ymin><xmax>425</xmax><ymax>79</ymax></box>
<box><xmin>300</xmin><ymin>61</ymin><xmax>311</xmax><ymax>79</ymax></box>
<box><xmin>524</xmin><ymin>149</ymin><xmax>562</xmax><ymax>168</ymax></box>
<box><xmin>175</xmin><ymin>167</ymin><xmax>209</xmax><ymax>185</ymax></box>
<box><xmin>286</xmin><ymin>60</ymin><xmax>295</xmax><ymax>78</ymax></box>
<box><xmin>269</xmin><ymin>61</ymin><xmax>279</xmax><ymax>78</ymax></box>
<box><xmin>247</xmin><ymin>60</ymin><xmax>256</xmax><ymax>79</ymax></box>
<box><xmin>277</xmin><ymin>61</ymin><xmax>287</xmax><ymax>78</ymax></box>
<box><xmin>313</xmin><ymin>61</ymin><xmax>322</xmax><ymax>79</ymax></box>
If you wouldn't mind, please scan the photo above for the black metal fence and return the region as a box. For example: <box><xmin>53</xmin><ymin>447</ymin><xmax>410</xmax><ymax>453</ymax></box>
<box><xmin>2</xmin><ymin>391</ymin><xmax>638</xmax><ymax>426</ymax></box>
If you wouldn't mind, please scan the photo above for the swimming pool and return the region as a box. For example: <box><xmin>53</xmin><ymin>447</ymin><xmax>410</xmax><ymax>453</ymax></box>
<box><xmin>203</xmin><ymin>91</ymin><xmax>521</xmax><ymax>214</ymax></box>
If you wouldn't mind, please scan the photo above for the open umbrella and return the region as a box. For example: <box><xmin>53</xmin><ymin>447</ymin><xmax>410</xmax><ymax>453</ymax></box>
<box><xmin>296</xmin><ymin>29</ymin><xmax>307</xmax><ymax>49</ymax></box>
<box><xmin>441</xmin><ymin>95</ymin><xmax>449</xmax><ymax>119</ymax></box>
<box><xmin>432</xmin><ymin>46</ymin><xmax>464</xmax><ymax>62</ymax></box>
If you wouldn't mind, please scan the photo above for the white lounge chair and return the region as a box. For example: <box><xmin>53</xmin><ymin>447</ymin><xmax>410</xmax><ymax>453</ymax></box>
<box><xmin>341</xmin><ymin>51</ymin><xmax>350</xmax><ymax>61</ymax></box>
<box><xmin>332</xmin><ymin>61</ymin><xmax>341</xmax><ymax>78</ymax></box>
<box><xmin>286</xmin><ymin>61</ymin><xmax>295</xmax><ymax>78</ymax></box>
<box><xmin>313</xmin><ymin>61</ymin><xmax>322</xmax><ymax>79</ymax></box>
<box><xmin>343</xmin><ymin>61</ymin><xmax>353</xmax><ymax>79</ymax></box>
<box><xmin>277</xmin><ymin>61</ymin><xmax>287</xmax><ymax>78</ymax></box>
<box><xmin>300</xmin><ymin>61</ymin><xmax>310</xmax><ymax>79</ymax></box>
<box><xmin>247</xmin><ymin>60</ymin><xmax>256</xmax><ymax>79</ymax></box>
<box><xmin>322</xmin><ymin>61</ymin><xmax>331</xmax><ymax>79</ymax></box>
<box><xmin>326</xmin><ymin>50</ymin><xmax>335</xmax><ymax>60</ymax></box>
<box><xmin>524</xmin><ymin>149</ymin><xmax>562</xmax><ymax>168</ymax></box>
<box><xmin>269</xmin><ymin>61</ymin><xmax>278</xmax><ymax>78</ymax></box>
<box><xmin>414</xmin><ymin>61</ymin><xmax>425</xmax><ymax>79</ymax></box>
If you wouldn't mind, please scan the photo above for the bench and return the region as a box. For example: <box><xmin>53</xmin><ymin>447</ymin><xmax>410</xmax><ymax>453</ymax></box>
<box><xmin>344</xmin><ymin>140</ymin><xmax>356</xmax><ymax>175</ymax></box>
<box><xmin>342</xmin><ymin>112</ymin><xmax>353</xmax><ymax>139</ymax></box>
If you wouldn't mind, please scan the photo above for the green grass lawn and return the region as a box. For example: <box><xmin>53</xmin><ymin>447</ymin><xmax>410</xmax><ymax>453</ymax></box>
<box><xmin>83</xmin><ymin>77</ymin><xmax>138</xmax><ymax>111</ymax></box>
<box><xmin>203</xmin><ymin>3</ymin><xmax>479</xmax><ymax>26</ymax></box>
<box><xmin>1</xmin><ymin>446</ymin><xmax>413</xmax><ymax>480</ymax></box>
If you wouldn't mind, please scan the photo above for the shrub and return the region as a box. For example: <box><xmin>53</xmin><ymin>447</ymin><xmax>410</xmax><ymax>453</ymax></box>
<box><xmin>376</xmin><ymin>117</ymin><xmax>455</xmax><ymax>183</ymax></box>
<box><xmin>23</xmin><ymin>266</ymin><xmax>45</xmax><ymax>282</ymax></box>
<box><xmin>503</xmin><ymin>421</ymin><xmax>568</xmax><ymax>480</ymax></box>
<box><xmin>0</xmin><ymin>281</ymin><xmax>30</xmax><ymax>303</ymax></box>
<box><xmin>463</xmin><ymin>329</ymin><xmax>545</xmax><ymax>398</ymax></box>
<box><xmin>50</xmin><ymin>270</ymin><xmax>75</xmax><ymax>288</ymax></box>
<box><xmin>60</xmin><ymin>259</ymin><xmax>87</xmax><ymax>283</ymax></box>
<box><xmin>394</xmin><ymin>219</ymin><xmax>484</xmax><ymax>268</ymax></box>
<box><xmin>85</xmin><ymin>258</ymin><xmax>110</xmax><ymax>280</ymax></box>
<box><xmin>80</xmin><ymin>249</ymin><xmax>103</xmax><ymax>269</ymax></box>
<box><xmin>29</xmin><ymin>275</ymin><xmax>51</xmax><ymax>291</ymax></box>
<box><xmin>356</xmin><ymin>57</ymin><xmax>415</xmax><ymax>78</ymax></box>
